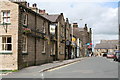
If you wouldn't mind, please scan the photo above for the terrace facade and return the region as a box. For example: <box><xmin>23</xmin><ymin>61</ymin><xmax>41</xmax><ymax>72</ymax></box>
<box><xmin>94</xmin><ymin>40</ymin><xmax>118</xmax><ymax>56</ymax></box>
<box><xmin>0</xmin><ymin>0</ymin><xmax>54</xmax><ymax>70</ymax></box>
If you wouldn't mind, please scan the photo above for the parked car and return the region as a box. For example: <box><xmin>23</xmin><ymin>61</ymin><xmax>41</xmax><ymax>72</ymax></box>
<box><xmin>114</xmin><ymin>51</ymin><xmax>120</xmax><ymax>62</ymax></box>
<box><xmin>106</xmin><ymin>53</ymin><xmax>115</xmax><ymax>58</ymax></box>
<box><xmin>103</xmin><ymin>53</ymin><xmax>107</xmax><ymax>57</ymax></box>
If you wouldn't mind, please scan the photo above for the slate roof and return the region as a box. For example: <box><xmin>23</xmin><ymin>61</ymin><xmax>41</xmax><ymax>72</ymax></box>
<box><xmin>95</xmin><ymin>40</ymin><xmax>118</xmax><ymax>49</ymax></box>
<box><xmin>73</xmin><ymin>28</ymin><xmax>80</xmax><ymax>38</ymax></box>
<box><xmin>79</xmin><ymin>28</ymin><xmax>84</xmax><ymax>31</ymax></box>
<box><xmin>73</xmin><ymin>27</ymin><xmax>85</xmax><ymax>38</ymax></box>
<box><xmin>100</xmin><ymin>40</ymin><xmax>118</xmax><ymax>44</ymax></box>
<box><xmin>41</xmin><ymin>14</ymin><xmax>60</xmax><ymax>22</ymax></box>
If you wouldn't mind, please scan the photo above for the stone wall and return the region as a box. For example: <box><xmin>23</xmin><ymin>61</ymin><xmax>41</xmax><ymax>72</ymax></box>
<box><xmin>0</xmin><ymin>1</ymin><xmax>19</xmax><ymax>70</ymax></box>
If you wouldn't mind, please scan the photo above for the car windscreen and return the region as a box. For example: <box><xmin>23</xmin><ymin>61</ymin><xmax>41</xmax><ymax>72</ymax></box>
<box><xmin>107</xmin><ymin>53</ymin><xmax>113</xmax><ymax>55</ymax></box>
<box><xmin>117</xmin><ymin>53</ymin><xmax>120</xmax><ymax>56</ymax></box>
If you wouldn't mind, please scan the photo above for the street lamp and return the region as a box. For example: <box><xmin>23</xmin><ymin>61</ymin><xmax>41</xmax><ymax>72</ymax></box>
<box><xmin>71</xmin><ymin>19</ymin><xmax>83</xmax><ymax>58</ymax></box>
<box><xmin>3</xmin><ymin>22</ymin><xmax>8</xmax><ymax>33</ymax></box>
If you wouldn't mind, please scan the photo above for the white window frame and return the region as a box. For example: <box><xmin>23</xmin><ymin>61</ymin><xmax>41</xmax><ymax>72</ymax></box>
<box><xmin>43</xmin><ymin>21</ymin><xmax>46</xmax><ymax>33</ymax></box>
<box><xmin>0</xmin><ymin>11</ymin><xmax>1</xmax><ymax>23</ymax></box>
<box><xmin>1</xmin><ymin>10</ymin><xmax>10</xmax><ymax>24</ymax></box>
<box><xmin>50</xmin><ymin>44</ymin><xmax>55</xmax><ymax>55</ymax></box>
<box><xmin>42</xmin><ymin>40</ymin><xmax>46</xmax><ymax>54</ymax></box>
<box><xmin>0</xmin><ymin>35</ymin><xmax>12</xmax><ymax>53</ymax></box>
<box><xmin>22</xmin><ymin>35</ymin><xmax>27</xmax><ymax>53</ymax></box>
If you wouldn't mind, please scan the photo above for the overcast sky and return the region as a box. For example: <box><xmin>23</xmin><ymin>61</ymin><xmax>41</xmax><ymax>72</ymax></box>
<box><xmin>27</xmin><ymin>0</ymin><xmax>118</xmax><ymax>48</ymax></box>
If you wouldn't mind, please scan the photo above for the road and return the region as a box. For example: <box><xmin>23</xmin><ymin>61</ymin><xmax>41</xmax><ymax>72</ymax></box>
<box><xmin>43</xmin><ymin>57</ymin><xmax>118</xmax><ymax>78</ymax></box>
<box><xmin>2</xmin><ymin>57</ymin><xmax>118</xmax><ymax>78</ymax></box>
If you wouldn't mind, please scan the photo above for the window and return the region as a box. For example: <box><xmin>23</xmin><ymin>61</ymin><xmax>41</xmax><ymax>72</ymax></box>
<box><xmin>66</xmin><ymin>30</ymin><xmax>68</xmax><ymax>39</ymax></box>
<box><xmin>62</xmin><ymin>27</ymin><xmax>64</xmax><ymax>37</ymax></box>
<box><xmin>42</xmin><ymin>40</ymin><xmax>45</xmax><ymax>54</ymax></box>
<box><xmin>22</xmin><ymin>35</ymin><xmax>27</xmax><ymax>53</ymax></box>
<box><xmin>50</xmin><ymin>44</ymin><xmax>55</xmax><ymax>55</ymax></box>
<box><xmin>0</xmin><ymin>11</ymin><xmax>1</xmax><ymax>23</ymax></box>
<box><xmin>43</xmin><ymin>21</ymin><xmax>46</xmax><ymax>33</ymax></box>
<box><xmin>1</xmin><ymin>11</ymin><xmax>10</xmax><ymax>24</ymax></box>
<box><xmin>43</xmin><ymin>26</ymin><xmax>45</xmax><ymax>33</ymax></box>
<box><xmin>0</xmin><ymin>36</ymin><xmax>12</xmax><ymax>53</ymax></box>
<box><xmin>23</xmin><ymin>14</ymin><xmax>28</xmax><ymax>26</ymax></box>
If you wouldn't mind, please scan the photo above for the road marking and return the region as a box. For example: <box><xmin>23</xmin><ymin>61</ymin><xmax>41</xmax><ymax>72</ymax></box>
<box><xmin>0</xmin><ymin>72</ymin><xmax>12</xmax><ymax>76</ymax></box>
<box><xmin>47</xmin><ymin>61</ymin><xmax>80</xmax><ymax>72</ymax></box>
<box><xmin>106</xmin><ymin>58</ymin><xmax>118</xmax><ymax>63</ymax></box>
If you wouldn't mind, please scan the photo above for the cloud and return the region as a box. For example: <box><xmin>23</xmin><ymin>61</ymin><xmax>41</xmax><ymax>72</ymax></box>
<box><xmin>27</xmin><ymin>0</ymin><xmax>119</xmax><ymax>2</ymax></box>
<box><xmin>93</xmin><ymin>34</ymin><xmax>118</xmax><ymax>45</ymax></box>
<box><xmin>27</xmin><ymin>1</ymin><xmax>118</xmax><ymax>47</ymax></box>
<box><xmin>92</xmin><ymin>8</ymin><xmax>118</xmax><ymax>35</ymax></box>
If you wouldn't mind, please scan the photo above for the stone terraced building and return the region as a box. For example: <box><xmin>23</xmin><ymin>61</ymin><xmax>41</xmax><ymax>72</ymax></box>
<box><xmin>94</xmin><ymin>40</ymin><xmax>118</xmax><ymax>56</ymax></box>
<box><xmin>0</xmin><ymin>0</ymin><xmax>57</xmax><ymax>70</ymax></box>
<box><xmin>0</xmin><ymin>0</ymin><xmax>92</xmax><ymax>70</ymax></box>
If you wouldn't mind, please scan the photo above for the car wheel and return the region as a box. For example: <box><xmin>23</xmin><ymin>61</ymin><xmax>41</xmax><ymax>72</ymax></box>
<box><xmin>118</xmin><ymin>60</ymin><xmax>120</xmax><ymax>62</ymax></box>
<box><xmin>114</xmin><ymin>59</ymin><xmax>116</xmax><ymax>61</ymax></box>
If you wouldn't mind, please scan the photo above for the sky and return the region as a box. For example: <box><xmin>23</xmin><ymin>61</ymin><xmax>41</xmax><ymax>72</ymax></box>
<box><xmin>27</xmin><ymin>0</ymin><xmax>118</xmax><ymax>48</ymax></box>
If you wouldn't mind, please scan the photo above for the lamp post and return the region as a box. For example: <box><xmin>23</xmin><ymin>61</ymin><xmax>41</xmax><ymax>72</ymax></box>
<box><xmin>71</xmin><ymin>23</ymin><xmax>74</xmax><ymax>58</ymax></box>
<box><xmin>3</xmin><ymin>23</ymin><xmax>8</xmax><ymax>33</ymax></box>
<box><xmin>118</xmin><ymin>24</ymin><xmax>120</xmax><ymax>51</ymax></box>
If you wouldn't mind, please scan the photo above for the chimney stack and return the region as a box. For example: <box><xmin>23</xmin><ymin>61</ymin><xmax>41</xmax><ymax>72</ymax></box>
<box><xmin>84</xmin><ymin>24</ymin><xmax>88</xmax><ymax>30</ymax></box>
<box><xmin>85</xmin><ymin>24</ymin><xmax>87</xmax><ymax>27</ymax></box>
<box><xmin>10</xmin><ymin>0</ymin><xmax>27</xmax><ymax>6</ymax></box>
<box><xmin>66</xmin><ymin>18</ymin><xmax>68</xmax><ymax>22</ymax></box>
<box><xmin>60</xmin><ymin>13</ymin><xmax>63</xmax><ymax>15</ymax></box>
<box><xmin>90</xmin><ymin>28</ymin><xmax>92</xmax><ymax>33</ymax></box>
<box><xmin>73</xmin><ymin>23</ymin><xmax>78</xmax><ymax>28</ymax></box>
<box><xmin>39</xmin><ymin>9</ymin><xmax>46</xmax><ymax>15</ymax></box>
<box><xmin>30</xmin><ymin>3</ymin><xmax>38</xmax><ymax>12</ymax></box>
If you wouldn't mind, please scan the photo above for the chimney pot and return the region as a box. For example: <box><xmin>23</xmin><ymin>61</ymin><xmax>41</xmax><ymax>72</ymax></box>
<box><xmin>32</xmin><ymin>3</ymin><xmax>37</xmax><ymax>7</ymax></box>
<box><xmin>34</xmin><ymin>3</ymin><xmax>37</xmax><ymax>7</ymax></box>
<box><xmin>27</xmin><ymin>3</ymin><xmax>29</xmax><ymax>7</ymax></box>
<box><xmin>66</xmin><ymin>18</ymin><xmax>68</xmax><ymax>21</ymax></box>
<box><xmin>39</xmin><ymin>9</ymin><xmax>46</xmax><ymax>14</ymax></box>
<box><xmin>60</xmin><ymin>13</ymin><xmax>63</xmax><ymax>15</ymax></box>
<box><xmin>32</xmin><ymin>4</ymin><xmax>34</xmax><ymax>7</ymax></box>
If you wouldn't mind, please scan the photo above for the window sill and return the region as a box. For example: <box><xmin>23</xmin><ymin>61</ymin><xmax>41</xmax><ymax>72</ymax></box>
<box><xmin>0</xmin><ymin>51</ymin><xmax>12</xmax><ymax>54</ymax></box>
<box><xmin>23</xmin><ymin>24</ymin><xmax>28</xmax><ymax>28</ymax></box>
<box><xmin>0</xmin><ymin>23</ymin><xmax>11</xmax><ymax>25</ymax></box>
<box><xmin>42</xmin><ymin>51</ymin><xmax>46</xmax><ymax>54</ymax></box>
<box><xmin>50</xmin><ymin>54</ymin><xmax>55</xmax><ymax>56</ymax></box>
<box><xmin>22</xmin><ymin>51</ymin><xmax>28</xmax><ymax>55</ymax></box>
<box><xmin>59</xmin><ymin>52</ymin><xmax>64</xmax><ymax>55</ymax></box>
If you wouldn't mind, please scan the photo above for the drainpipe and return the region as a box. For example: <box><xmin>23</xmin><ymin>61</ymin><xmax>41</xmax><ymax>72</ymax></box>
<box><xmin>118</xmin><ymin>24</ymin><xmax>120</xmax><ymax>51</ymax></box>
<box><xmin>64</xmin><ymin>22</ymin><xmax>67</xmax><ymax>60</ymax></box>
<box><xmin>34</xmin><ymin>14</ymin><xmax>37</xmax><ymax>65</ymax></box>
<box><xmin>56</xmin><ymin>22</ymin><xmax>60</xmax><ymax>60</ymax></box>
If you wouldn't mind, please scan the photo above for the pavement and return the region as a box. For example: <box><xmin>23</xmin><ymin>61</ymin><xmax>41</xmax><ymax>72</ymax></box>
<box><xmin>1</xmin><ymin>57</ymin><xmax>85</xmax><ymax>78</ymax></box>
<box><xmin>40</xmin><ymin>57</ymin><xmax>85</xmax><ymax>72</ymax></box>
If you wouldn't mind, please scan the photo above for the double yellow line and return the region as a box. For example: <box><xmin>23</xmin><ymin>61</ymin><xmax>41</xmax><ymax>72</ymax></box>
<box><xmin>47</xmin><ymin>60</ymin><xmax>81</xmax><ymax>72</ymax></box>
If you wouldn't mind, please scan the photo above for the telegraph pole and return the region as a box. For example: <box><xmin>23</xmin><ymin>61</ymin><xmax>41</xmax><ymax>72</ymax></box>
<box><xmin>118</xmin><ymin>24</ymin><xmax>120</xmax><ymax>51</ymax></box>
